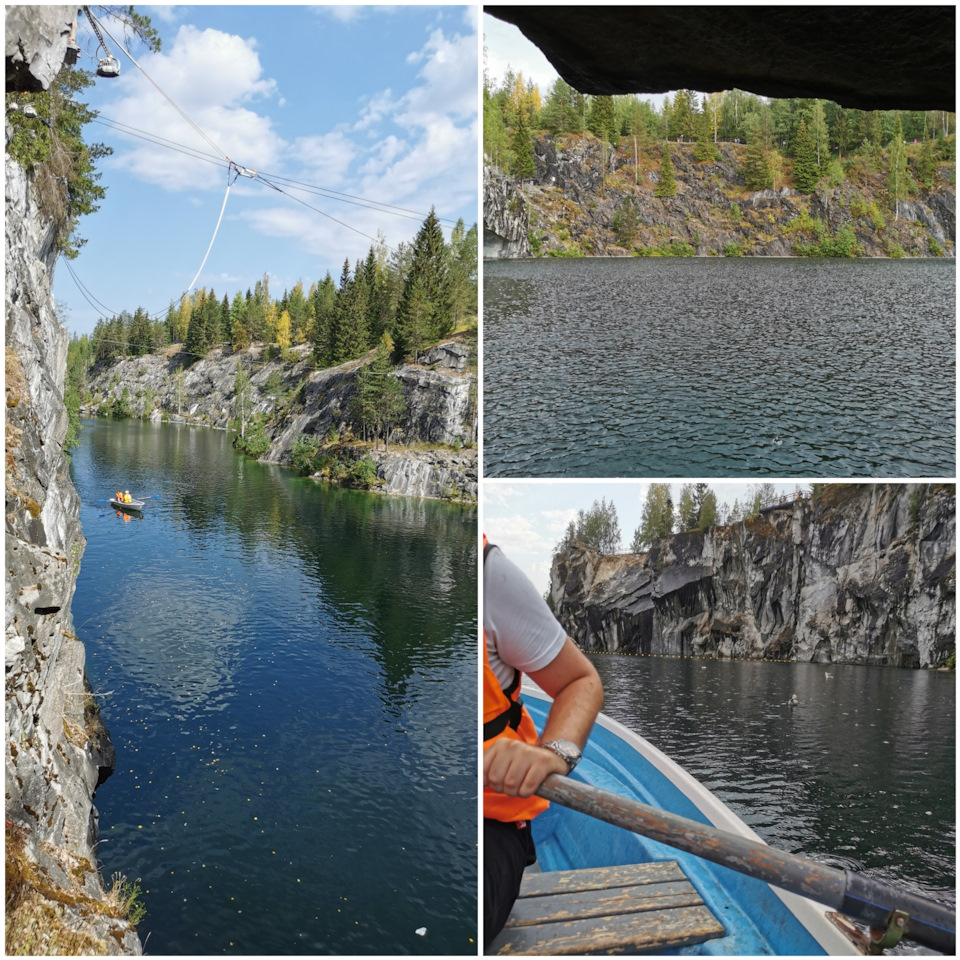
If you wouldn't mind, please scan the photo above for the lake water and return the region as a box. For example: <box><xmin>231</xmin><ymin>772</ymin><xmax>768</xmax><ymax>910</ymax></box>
<box><xmin>590</xmin><ymin>653</ymin><xmax>956</xmax><ymax>947</ymax></box>
<box><xmin>483</xmin><ymin>258</ymin><xmax>956</xmax><ymax>477</ymax></box>
<box><xmin>69</xmin><ymin>420</ymin><xmax>477</xmax><ymax>955</ymax></box>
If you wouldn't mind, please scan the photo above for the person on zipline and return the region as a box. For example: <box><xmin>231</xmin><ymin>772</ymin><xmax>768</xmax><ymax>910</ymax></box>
<box><xmin>483</xmin><ymin>535</ymin><xmax>603</xmax><ymax>949</ymax></box>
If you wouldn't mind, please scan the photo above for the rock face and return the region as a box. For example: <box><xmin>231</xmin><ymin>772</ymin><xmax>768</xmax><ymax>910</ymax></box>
<box><xmin>483</xmin><ymin>165</ymin><xmax>531</xmax><ymax>259</ymax></box>
<box><xmin>5</xmin><ymin>14</ymin><xmax>140</xmax><ymax>953</ymax></box>
<box><xmin>487</xmin><ymin>7</ymin><xmax>955</xmax><ymax>111</ymax></box>
<box><xmin>84</xmin><ymin>337</ymin><xmax>478</xmax><ymax>502</ymax></box>
<box><xmin>551</xmin><ymin>485</ymin><xmax>955</xmax><ymax>669</ymax></box>
<box><xmin>486</xmin><ymin>135</ymin><xmax>956</xmax><ymax>259</ymax></box>
<box><xmin>5</xmin><ymin>4</ymin><xmax>75</xmax><ymax>92</ymax></box>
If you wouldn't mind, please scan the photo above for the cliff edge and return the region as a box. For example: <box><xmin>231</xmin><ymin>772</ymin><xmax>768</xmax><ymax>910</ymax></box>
<box><xmin>5</xmin><ymin>7</ymin><xmax>140</xmax><ymax>953</ymax></box>
<box><xmin>551</xmin><ymin>484</ymin><xmax>955</xmax><ymax>668</ymax></box>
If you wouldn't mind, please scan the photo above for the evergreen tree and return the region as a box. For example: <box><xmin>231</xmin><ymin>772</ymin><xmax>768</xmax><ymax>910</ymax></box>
<box><xmin>396</xmin><ymin>208</ymin><xmax>451</xmax><ymax>350</ymax></box>
<box><xmin>539</xmin><ymin>78</ymin><xmax>579</xmax><ymax>135</ymax></box>
<box><xmin>791</xmin><ymin>118</ymin><xmax>819</xmax><ymax>192</ymax></box>
<box><xmin>228</xmin><ymin>291</ymin><xmax>247</xmax><ymax>347</ymax></box>
<box><xmin>743</xmin><ymin>137</ymin><xmax>773</xmax><ymax>190</ymax></box>
<box><xmin>510</xmin><ymin>107</ymin><xmax>536</xmax><ymax>186</ymax></box>
<box><xmin>311</xmin><ymin>272</ymin><xmax>337</xmax><ymax>365</ymax></box>
<box><xmin>916</xmin><ymin>137</ymin><xmax>936</xmax><ymax>189</ymax></box>
<box><xmin>332</xmin><ymin>260</ymin><xmax>370</xmax><ymax>362</ymax></box>
<box><xmin>588</xmin><ymin>95</ymin><xmax>618</xmax><ymax>146</ymax></box>
<box><xmin>654</xmin><ymin>142</ymin><xmax>677</xmax><ymax>198</ymax></box>
<box><xmin>669</xmin><ymin>89</ymin><xmax>697</xmax><ymax>141</ymax></box>
<box><xmin>128</xmin><ymin>307</ymin><xmax>152</xmax><ymax>357</ymax></box>
<box><xmin>396</xmin><ymin>279</ymin><xmax>434</xmax><ymax>363</ymax></box>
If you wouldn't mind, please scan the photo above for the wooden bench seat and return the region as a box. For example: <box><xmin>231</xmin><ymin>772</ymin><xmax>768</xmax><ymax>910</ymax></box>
<box><xmin>491</xmin><ymin>861</ymin><xmax>725</xmax><ymax>955</ymax></box>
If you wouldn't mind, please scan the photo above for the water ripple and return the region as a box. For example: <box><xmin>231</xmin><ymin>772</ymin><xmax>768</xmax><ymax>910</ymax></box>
<box><xmin>484</xmin><ymin>258</ymin><xmax>955</xmax><ymax>477</ymax></box>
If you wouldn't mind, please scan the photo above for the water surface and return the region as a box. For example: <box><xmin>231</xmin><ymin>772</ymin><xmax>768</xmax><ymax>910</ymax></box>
<box><xmin>71</xmin><ymin>420</ymin><xmax>477</xmax><ymax>954</ymax></box>
<box><xmin>591</xmin><ymin>654</ymin><xmax>955</xmax><ymax>922</ymax></box>
<box><xmin>484</xmin><ymin>258</ymin><xmax>955</xmax><ymax>477</ymax></box>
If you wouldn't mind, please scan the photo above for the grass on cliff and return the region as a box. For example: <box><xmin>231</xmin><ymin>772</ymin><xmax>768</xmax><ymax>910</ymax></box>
<box><xmin>5</xmin><ymin>821</ymin><xmax>143</xmax><ymax>955</ymax></box>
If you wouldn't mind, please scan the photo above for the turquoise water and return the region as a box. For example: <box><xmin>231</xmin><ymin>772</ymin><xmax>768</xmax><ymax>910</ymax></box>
<box><xmin>70</xmin><ymin>420</ymin><xmax>477</xmax><ymax>954</ymax></box>
<box><xmin>484</xmin><ymin>258</ymin><xmax>956</xmax><ymax>477</ymax></box>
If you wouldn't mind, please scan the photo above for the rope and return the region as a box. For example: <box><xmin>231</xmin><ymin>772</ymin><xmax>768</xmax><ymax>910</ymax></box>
<box><xmin>253</xmin><ymin>173</ymin><xmax>388</xmax><ymax>249</ymax></box>
<box><xmin>186</xmin><ymin>165</ymin><xmax>239</xmax><ymax>292</ymax></box>
<box><xmin>85</xmin><ymin>8</ymin><xmax>230</xmax><ymax>162</ymax></box>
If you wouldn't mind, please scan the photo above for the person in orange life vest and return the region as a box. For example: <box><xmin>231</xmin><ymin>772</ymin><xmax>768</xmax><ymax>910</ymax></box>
<box><xmin>482</xmin><ymin>536</ymin><xmax>603</xmax><ymax>949</ymax></box>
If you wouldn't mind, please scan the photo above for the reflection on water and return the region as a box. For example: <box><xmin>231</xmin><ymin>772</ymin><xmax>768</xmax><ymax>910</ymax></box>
<box><xmin>592</xmin><ymin>655</ymin><xmax>955</xmax><ymax>913</ymax></box>
<box><xmin>72</xmin><ymin>420</ymin><xmax>477</xmax><ymax>955</ymax></box>
<box><xmin>484</xmin><ymin>258</ymin><xmax>955</xmax><ymax>477</ymax></box>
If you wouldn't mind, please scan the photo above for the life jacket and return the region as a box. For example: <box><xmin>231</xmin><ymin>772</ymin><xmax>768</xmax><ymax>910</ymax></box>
<box><xmin>483</xmin><ymin>535</ymin><xmax>549</xmax><ymax>823</ymax></box>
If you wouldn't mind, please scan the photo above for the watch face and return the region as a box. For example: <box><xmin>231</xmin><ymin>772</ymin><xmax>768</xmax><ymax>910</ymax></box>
<box><xmin>547</xmin><ymin>740</ymin><xmax>581</xmax><ymax>766</ymax></box>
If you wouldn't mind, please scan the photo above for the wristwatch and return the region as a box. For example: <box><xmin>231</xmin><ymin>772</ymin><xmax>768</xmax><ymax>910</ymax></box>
<box><xmin>540</xmin><ymin>739</ymin><xmax>582</xmax><ymax>772</ymax></box>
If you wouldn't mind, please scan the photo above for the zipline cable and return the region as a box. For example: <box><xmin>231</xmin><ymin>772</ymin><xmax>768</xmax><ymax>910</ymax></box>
<box><xmin>85</xmin><ymin>8</ymin><xmax>230</xmax><ymax>162</ymax></box>
<box><xmin>91</xmin><ymin>113</ymin><xmax>463</xmax><ymax>226</ymax></box>
<box><xmin>186</xmin><ymin>164</ymin><xmax>240</xmax><ymax>292</ymax></box>
<box><xmin>253</xmin><ymin>172</ymin><xmax>389</xmax><ymax>249</ymax></box>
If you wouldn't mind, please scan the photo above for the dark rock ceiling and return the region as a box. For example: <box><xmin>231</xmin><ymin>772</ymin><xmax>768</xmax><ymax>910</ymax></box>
<box><xmin>486</xmin><ymin>6</ymin><xmax>955</xmax><ymax>112</ymax></box>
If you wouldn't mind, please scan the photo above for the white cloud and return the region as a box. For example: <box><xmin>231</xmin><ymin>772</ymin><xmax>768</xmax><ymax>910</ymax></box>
<box><xmin>288</xmin><ymin>132</ymin><xmax>357</xmax><ymax>186</ymax></box>
<box><xmin>103</xmin><ymin>25</ymin><xmax>283</xmax><ymax>190</ymax></box>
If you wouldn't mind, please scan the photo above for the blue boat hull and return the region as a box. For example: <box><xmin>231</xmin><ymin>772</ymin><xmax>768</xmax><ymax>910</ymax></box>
<box><xmin>522</xmin><ymin>691</ymin><xmax>859</xmax><ymax>955</ymax></box>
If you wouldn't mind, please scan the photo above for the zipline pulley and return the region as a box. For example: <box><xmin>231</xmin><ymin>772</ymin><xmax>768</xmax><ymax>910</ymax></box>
<box><xmin>82</xmin><ymin>6</ymin><xmax>120</xmax><ymax>78</ymax></box>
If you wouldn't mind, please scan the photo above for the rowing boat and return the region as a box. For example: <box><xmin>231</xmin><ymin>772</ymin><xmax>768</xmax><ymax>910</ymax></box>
<box><xmin>109</xmin><ymin>497</ymin><xmax>145</xmax><ymax>512</ymax></box>
<box><xmin>494</xmin><ymin>686</ymin><xmax>864</xmax><ymax>955</ymax></box>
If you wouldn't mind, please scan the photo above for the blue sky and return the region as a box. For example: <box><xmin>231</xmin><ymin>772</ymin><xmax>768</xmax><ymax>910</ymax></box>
<box><xmin>483</xmin><ymin>480</ymin><xmax>803</xmax><ymax>597</ymax></box>
<box><xmin>54</xmin><ymin>5</ymin><xmax>479</xmax><ymax>337</ymax></box>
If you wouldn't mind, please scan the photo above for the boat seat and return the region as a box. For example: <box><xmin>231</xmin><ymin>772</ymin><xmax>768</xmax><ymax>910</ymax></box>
<box><xmin>490</xmin><ymin>860</ymin><xmax>726</xmax><ymax>955</ymax></box>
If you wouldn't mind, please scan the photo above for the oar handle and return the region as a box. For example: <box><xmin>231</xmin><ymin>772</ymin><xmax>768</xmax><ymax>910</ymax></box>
<box><xmin>536</xmin><ymin>775</ymin><xmax>955</xmax><ymax>954</ymax></box>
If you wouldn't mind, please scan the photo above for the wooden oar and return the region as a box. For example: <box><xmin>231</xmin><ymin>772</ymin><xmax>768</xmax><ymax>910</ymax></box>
<box><xmin>537</xmin><ymin>774</ymin><xmax>955</xmax><ymax>954</ymax></box>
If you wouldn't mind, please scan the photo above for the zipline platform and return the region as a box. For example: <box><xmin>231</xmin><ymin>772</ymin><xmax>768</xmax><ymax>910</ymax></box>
<box><xmin>491</xmin><ymin>861</ymin><xmax>725</xmax><ymax>955</ymax></box>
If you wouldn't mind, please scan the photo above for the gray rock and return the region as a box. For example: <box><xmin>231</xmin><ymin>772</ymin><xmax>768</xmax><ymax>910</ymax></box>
<box><xmin>552</xmin><ymin>485</ymin><xmax>955</xmax><ymax>668</ymax></box>
<box><xmin>5</xmin><ymin>20</ymin><xmax>140</xmax><ymax>950</ymax></box>
<box><xmin>5</xmin><ymin>5</ymin><xmax>76</xmax><ymax>92</ymax></box>
<box><xmin>483</xmin><ymin>165</ymin><xmax>532</xmax><ymax>258</ymax></box>
<box><xmin>84</xmin><ymin>340</ymin><xmax>478</xmax><ymax>501</ymax></box>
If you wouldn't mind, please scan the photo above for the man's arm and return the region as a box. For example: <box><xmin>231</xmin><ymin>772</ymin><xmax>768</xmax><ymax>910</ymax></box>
<box><xmin>483</xmin><ymin>638</ymin><xmax>603</xmax><ymax>799</ymax></box>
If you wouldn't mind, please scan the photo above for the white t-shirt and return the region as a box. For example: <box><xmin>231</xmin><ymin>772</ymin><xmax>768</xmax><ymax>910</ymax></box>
<box><xmin>483</xmin><ymin>543</ymin><xmax>567</xmax><ymax>691</ymax></box>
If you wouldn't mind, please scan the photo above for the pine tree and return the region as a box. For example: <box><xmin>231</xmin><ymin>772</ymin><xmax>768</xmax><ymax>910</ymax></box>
<box><xmin>916</xmin><ymin>138</ymin><xmax>936</xmax><ymax>189</ymax></box>
<box><xmin>333</xmin><ymin>260</ymin><xmax>370</xmax><ymax>363</ymax></box>
<box><xmin>744</xmin><ymin>137</ymin><xmax>773</xmax><ymax>190</ymax></box>
<box><xmin>510</xmin><ymin>108</ymin><xmax>536</xmax><ymax>186</ymax></box>
<box><xmin>791</xmin><ymin>118</ymin><xmax>819</xmax><ymax>192</ymax></box>
<box><xmin>311</xmin><ymin>272</ymin><xmax>336</xmax><ymax>366</ymax></box>
<box><xmin>654</xmin><ymin>142</ymin><xmax>677</xmax><ymax>198</ymax></box>
<box><xmin>588</xmin><ymin>95</ymin><xmax>618</xmax><ymax>147</ymax></box>
<box><xmin>397</xmin><ymin>208</ymin><xmax>450</xmax><ymax>350</ymax></box>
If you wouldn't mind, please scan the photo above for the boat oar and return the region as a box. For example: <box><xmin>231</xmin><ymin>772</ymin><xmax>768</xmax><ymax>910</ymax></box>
<box><xmin>536</xmin><ymin>774</ymin><xmax>955</xmax><ymax>954</ymax></box>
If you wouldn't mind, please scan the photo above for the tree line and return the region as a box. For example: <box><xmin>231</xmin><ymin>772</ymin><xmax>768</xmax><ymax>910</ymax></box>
<box><xmin>83</xmin><ymin>211</ymin><xmax>477</xmax><ymax>370</ymax></box>
<box><xmin>553</xmin><ymin>482</ymin><xmax>803</xmax><ymax>559</ymax></box>
<box><xmin>484</xmin><ymin>65</ymin><xmax>955</xmax><ymax>199</ymax></box>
